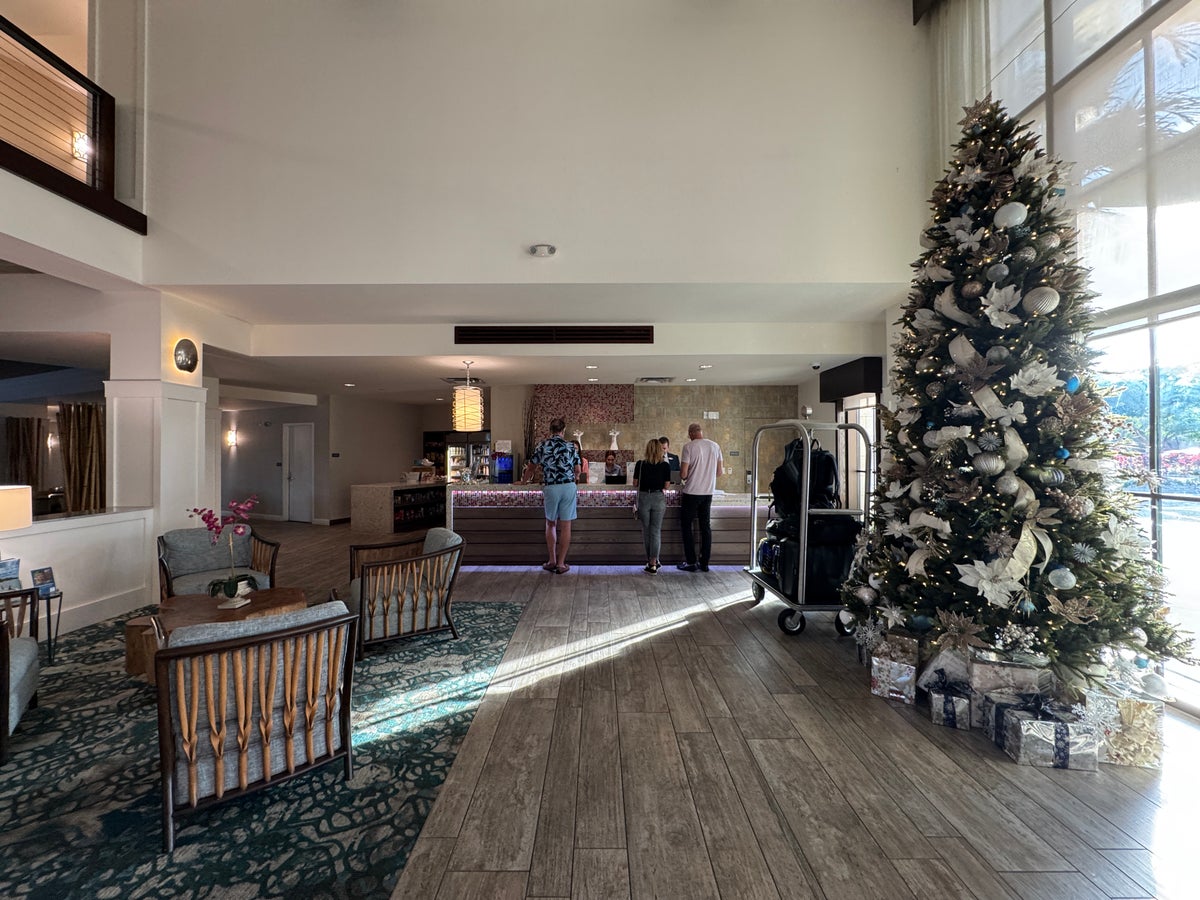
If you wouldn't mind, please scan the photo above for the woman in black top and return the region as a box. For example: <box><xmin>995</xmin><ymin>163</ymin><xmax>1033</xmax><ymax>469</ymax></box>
<box><xmin>633</xmin><ymin>438</ymin><xmax>672</xmax><ymax>573</ymax></box>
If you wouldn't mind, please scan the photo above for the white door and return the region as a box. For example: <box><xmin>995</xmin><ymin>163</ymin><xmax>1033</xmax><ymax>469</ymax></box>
<box><xmin>283</xmin><ymin>422</ymin><xmax>314</xmax><ymax>523</ymax></box>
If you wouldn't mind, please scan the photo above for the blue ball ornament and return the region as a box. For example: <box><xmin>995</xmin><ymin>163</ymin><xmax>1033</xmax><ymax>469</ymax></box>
<box><xmin>1065</xmin><ymin>376</ymin><xmax>1080</xmax><ymax>393</ymax></box>
<box><xmin>926</xmin><ymin>421</ymin><xmax>936</xmax><ymax>429</ymax></box>
<box><xmin>1056</xmin><ymin>447</ymin><xmax>1071</xmax><ymax>459</ymax></box>
<box><xmin>1135</xmin><ymin>656</ymin><xmax>1150</xmax><ymax>669</ymax></box>
<box><xmin>1019</xmin><ymin>598</ymin><xmax>1037</xmax><ymax>614</ymax></box>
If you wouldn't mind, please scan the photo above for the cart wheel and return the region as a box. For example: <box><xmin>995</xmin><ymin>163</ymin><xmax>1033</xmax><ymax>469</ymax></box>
<box><xmin>778</xmin><ymin>608</ymin><xmax>806</xmax><ymax>635</ymax></box>
<box><xmin>751</xmin><ymin>582</ymin><xmax>765</xmax><ymax>603</ymax></box>
<box><xmin>833</xmin><ymin>615</ymin><xmax>856</xmax><ymax>636</ymax></box>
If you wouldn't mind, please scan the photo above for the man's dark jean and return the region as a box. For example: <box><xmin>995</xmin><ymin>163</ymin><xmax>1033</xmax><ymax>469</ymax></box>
<box><xmin>679</xmin><ymin>493</ymin><xmax>713</xmax><ymax>565</ymax></box>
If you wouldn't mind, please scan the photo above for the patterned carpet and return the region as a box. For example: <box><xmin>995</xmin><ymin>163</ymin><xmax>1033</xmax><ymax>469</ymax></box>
<box><xmin>0</xmin><ymin>601</ymin><xmax>524</xmax><ymax>899</ymax></box>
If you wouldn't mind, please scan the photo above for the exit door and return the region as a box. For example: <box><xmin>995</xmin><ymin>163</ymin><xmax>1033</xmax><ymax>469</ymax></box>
<box><xmin>283</xmin><ymin>422</ymin><xmax>314</xmax><ymax>523</ymax></box>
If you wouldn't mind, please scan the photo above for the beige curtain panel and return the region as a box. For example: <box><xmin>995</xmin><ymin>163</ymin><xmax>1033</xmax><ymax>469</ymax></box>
<box><xmin>4</xmin><ymin>417</ymin><xmax>43</xmax><ymax>488</ymax></box>
<box><xmin>56</xmin><ymin>402</ymin><xmax>105</xmax><ymax>512</ymax></box>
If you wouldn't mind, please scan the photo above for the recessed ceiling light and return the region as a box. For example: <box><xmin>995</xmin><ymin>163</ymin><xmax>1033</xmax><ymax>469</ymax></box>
<box><xmin>698</xmin><ymin>364</ymin><xmax>713</xmax><ymax>370</ymax></box>
<box><xmin>587</xmin><ymin>377</ymin><xmax>600</xmax><ymax>382</ymax></box>
<box><xmin>686</xmin><ymin>378</ymin><xmax>697</xmax><ymax>382</ymax></box>
<box><xmin>343</xmin><ymin>383</ymin><xmax>356</xmax><ymax>387</ymax></box>
<box><xmin>585</xmin><ymin>365</ymin><xmax>598</xmax><ymax>370</ymax></box>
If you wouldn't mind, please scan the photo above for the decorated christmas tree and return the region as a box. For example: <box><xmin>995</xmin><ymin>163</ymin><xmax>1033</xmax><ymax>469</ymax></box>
<box><xmin>842</xmin><ymin>97</ymin><xmax>1191</xmax><ymax>691</ymax></box>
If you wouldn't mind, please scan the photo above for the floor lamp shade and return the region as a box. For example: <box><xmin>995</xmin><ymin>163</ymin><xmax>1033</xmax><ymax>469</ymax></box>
<box><xmin>0</xmin><ymin>485</ymin><xmax>33</xmax><ymax>531</ymax></box>
<box><xmin>452</xmin><ymin>386</ymin><xmax>484</xmax><ymax>431</ymax></box>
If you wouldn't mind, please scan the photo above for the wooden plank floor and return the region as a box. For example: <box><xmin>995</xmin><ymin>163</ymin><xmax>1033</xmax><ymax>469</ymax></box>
<box><xmin>253</xmin><ymin>523</ymin><xmax>1200</xmax><ymax>900</ymax></box>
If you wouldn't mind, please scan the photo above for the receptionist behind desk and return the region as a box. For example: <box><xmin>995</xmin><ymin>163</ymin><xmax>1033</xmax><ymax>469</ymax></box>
<box><xmin>603</xmin><ymin>450</ymin><xmax>624</xmax><ymax>485</ymax></box>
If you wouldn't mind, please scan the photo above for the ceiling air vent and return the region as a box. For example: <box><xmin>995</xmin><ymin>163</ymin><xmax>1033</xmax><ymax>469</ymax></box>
<box><xmin>455</xmin><ymin>325</ymin><xmax>654</xmax><ymax>345</ymax></box>
<box><xmin>636</xmin><ymin>376</ymin><xmax>675</xmax><ymax>385</ymax></box>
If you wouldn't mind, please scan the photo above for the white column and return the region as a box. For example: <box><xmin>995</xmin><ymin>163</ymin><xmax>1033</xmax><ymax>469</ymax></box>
<box><xmin>106</xmin><ymin>379</ymin><xmax>208</xmax><ymax>531</ymax></box>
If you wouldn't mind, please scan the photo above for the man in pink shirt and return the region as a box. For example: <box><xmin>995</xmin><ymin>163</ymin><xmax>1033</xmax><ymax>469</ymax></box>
<box><xmin>678</xmin><ymin>422</ymin><xmax>723</xmax><ymax>572</ymax></box>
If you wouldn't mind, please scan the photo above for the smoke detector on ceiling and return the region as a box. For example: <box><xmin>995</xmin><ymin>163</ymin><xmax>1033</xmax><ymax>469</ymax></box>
<box><xmin>636</xmin><ymin>376</ymin><xmax>675</xmax><ymax>384</ymax></box>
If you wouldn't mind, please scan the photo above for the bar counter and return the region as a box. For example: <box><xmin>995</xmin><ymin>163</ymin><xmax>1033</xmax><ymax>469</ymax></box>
<box><xmin>448</xmin><ymin>484</ymin><xmax>765</xmax><ymax>566</ymax></box>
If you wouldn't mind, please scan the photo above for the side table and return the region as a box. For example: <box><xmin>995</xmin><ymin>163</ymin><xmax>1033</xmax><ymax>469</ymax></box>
<box><xmin>44</xmin><ymin>590</ymin><xmax>63</xmax><ymax>665</ymax></box>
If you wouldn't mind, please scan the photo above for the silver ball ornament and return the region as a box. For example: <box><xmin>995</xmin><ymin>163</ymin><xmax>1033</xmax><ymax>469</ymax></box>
<box><xmin>1141</xmin><ymin>673</ymin><xmax>1170</xmax><ymax>699</ymax></box>
<box><xmin>1035</xmin><ymin>232</ymin><xmax>1062</xmax><ymax>252</ymax></box>
<box><xmin>1047</xmin><ymin>567</ymin><xmax>1077</xmax><ymax>590</ymax></box>
<box><xmin>961</xmin><ymin>280</ymin><xmax>985</xmax><ymax>299</ymax></box>
<box><xmin>926</xmin><ymin>382</ymin><xmax>944</xmax><ymax>399</ymax></box>
<box><xmin>1079</xmin><ymin>497</ymin><xmax>1095</xmax><ymax>517</ymax></box>
<box><xmin>985</xmin><ymin>263</ymin><xmax>1010</xmax><ymax>282</ymax></box>
<box><xmin>855</xmin><ymin>586</ymin><xmax>879</xmax><ymax>605</ymax></box>
<box><xmin>996</xmin><ymin>473</ymin><xmax>1020</xmax><ymax>495</ymax></box>
<box><xmin>985</xmin><ymin>345</ymin><xmax>1011</xmax><ymax>364</ymax></box>
<box><xmin>1014</xmin><ymin>246</ymin><xmax>1037</xmax><ymax>264</ymax></box>
<box><xmin>1129</xmin><ymin>627</ymin><xmax>1148</xmax><ymax>647</ymax></box>
<box><xmin>993</xmin><ymin>201</ymin><xmax>1029</xmax><ymax>229</ymax></box>
<box><xmin>1022</xmin><ymin>286</ymin><xmax>1061</xmax><ymax>315</ymax></box>
<box><xmin>972</xmin><ymin>451</ymin><xmax>1005</xmax><ymax>476</ymax></box>
<box><xmin>868</xmin><ymin>574</ymin><xmax>883</xmax><ymax>590</ymax></box>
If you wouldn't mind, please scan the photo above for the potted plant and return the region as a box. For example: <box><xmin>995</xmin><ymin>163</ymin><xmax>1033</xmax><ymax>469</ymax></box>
<box><xmin>189</xmin><ymin>495</ymin><xmax>260</xmax><ymax>598</ymax></box>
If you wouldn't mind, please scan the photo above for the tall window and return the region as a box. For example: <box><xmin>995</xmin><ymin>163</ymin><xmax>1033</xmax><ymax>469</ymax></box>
<box><xmin>988</xmin><ymin>0</ymin><xmax>1200</xmax><ymax>711</ymax></box>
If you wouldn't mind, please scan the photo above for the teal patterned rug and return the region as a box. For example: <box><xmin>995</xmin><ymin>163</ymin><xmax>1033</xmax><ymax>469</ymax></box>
<box><xmin>0</xmin><ymin>601</ymin><xmax>523</xmax><ymax>899</ymax></box>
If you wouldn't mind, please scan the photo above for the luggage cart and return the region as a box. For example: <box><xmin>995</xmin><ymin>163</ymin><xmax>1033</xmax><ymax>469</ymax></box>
<box><xmin>744</xmin><ymin>420</ymin><xmax>872</xmax><ymax>635</ymax></box>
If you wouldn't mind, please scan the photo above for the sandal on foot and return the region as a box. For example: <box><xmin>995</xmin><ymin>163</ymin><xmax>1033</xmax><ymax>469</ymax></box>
<box><xmin>554</xmin><ymin>564</ymin><xmax>571</xmax><ymax>574</ymax></box>
<box><xmin>541</xmin><ymin>562</ymin><xmax>557</xmax><ymax>572</ymax></box>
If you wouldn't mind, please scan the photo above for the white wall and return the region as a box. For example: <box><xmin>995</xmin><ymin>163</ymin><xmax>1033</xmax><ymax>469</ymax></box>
<box><xmin>140</xmin><ymin>0</ymin><xmax>931</xmax><ymax>289</ymax></box>
<box><xmin>222</xmin><ymin>402</ymin><xmax>330</xmax><ymax>520</ymax></box>
<box><xmin>327</xmin><ymin>395</ymin><xmax>424</xmax><ymax>520</ymax></box>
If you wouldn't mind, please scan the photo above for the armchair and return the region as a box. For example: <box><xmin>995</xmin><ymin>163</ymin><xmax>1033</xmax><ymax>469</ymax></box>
<box><xmin>154</xmin><ymin>601</ymin><xmax>357</xmax><ymax>851</ymax></box>
<box><xmin>333</xmin><ymin>527</ymin><xmax>464</xmax><ymax>658</ymax></box>
<box><xmin>1</xmin><ymin>587</ymin><xmax>40</xmax><ymax>765</ymax></box>
<box><xmin>158</xmin><ymin>527</ymin><xmax>280</xmax><ymax>600</ymax></box>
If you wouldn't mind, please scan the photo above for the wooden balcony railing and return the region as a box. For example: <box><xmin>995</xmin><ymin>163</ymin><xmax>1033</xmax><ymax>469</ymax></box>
<box><xmin>0</xmin><ymin>14</ymin><xmax>146</xmax><ymax>234</ymax></box>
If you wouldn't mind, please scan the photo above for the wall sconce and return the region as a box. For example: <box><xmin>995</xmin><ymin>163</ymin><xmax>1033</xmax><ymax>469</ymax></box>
<box><xmin>72</xmin><ymin>131</ymin><xmax>91</xmax><ymax>161</ymax></box>
<box><xmin>174</xmin><ymin>338</ymin><xmax>199</xmax><ymax>372</ymax></box>
<box><xmin>226</xmin><ymin>427</ymin><xmax>238</xmax><ymax>448</ymax></box>
<box><xmin>452</xmin><ymin>361</ymin><xmax>484</xmax><ymax>431</ymax></box>
<box><xmin>46</xmin><ymin>433</ymin><xmax>58</xmax><ymax>452</ymax></box>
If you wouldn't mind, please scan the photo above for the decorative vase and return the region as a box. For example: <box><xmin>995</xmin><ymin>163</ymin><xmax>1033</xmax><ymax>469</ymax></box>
<box><xmin>208</xmin><ymin>573</ymin><xmax>258</xmax><ymax>598</ymax></box>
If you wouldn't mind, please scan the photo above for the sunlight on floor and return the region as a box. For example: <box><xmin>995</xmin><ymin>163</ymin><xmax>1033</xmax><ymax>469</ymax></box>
<box><xmin>486</xmin><ymin>589</ymin><xmax>752</xmax><ymax>696</ymax></box>
<box><xmin>1147</xmin><ymin>711</ymin><xmax>1200</xmax><ymax>897</ymax></box>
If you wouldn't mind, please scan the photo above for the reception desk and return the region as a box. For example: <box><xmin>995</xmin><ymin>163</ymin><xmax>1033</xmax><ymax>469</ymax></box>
<box><xmin>351</xmin><ymin>481</ymin><xmax>448</xmax><ymax>533</ymax></box>
<box><xmin>449</xmin><ymin>484</ymin><xmax>766</xmax><ymax>566</ymax></box>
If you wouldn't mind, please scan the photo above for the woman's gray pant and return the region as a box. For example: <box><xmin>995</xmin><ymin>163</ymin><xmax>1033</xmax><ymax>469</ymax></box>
<box><xmin>637</xmin><ymin>491</ymin><xmax>667</xmax><ymax>561</ymax></box>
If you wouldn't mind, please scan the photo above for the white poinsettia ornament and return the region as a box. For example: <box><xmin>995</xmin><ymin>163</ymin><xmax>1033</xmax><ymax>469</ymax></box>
<box><xmin>1010</xmin><ymin>361</ymin><xmax>1063</xmax><ymax>397</ymax></box>
<box><xmin>955</xmin><ymin>558</ymin><xmax>1021</xmax><ymax>607</ymax></box>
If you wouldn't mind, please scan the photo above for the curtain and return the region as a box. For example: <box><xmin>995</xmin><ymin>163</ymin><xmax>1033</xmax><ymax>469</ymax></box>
<box><xmin>56</xmin><ymin>402</ymin><xmax>105</xmax><ymax>512</ymax></box>
<box><xmin>4</xmin><ymin>417</ymin><xmax>42</xmax><ymax>487</ymax></box>
<box><xmin>929</xmin><ymin>0</ymin><xmax>990</xmax><ymax>174</ymax></box>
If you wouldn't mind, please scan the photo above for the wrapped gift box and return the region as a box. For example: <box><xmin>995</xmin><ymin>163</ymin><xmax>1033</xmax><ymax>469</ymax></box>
<box><xmin>968</xmin><ymin>649</ymin><xmax>1055</xmax><ymax>727</ymax></box>
<box><xmin>1002</xmin><ymin>707</ymin><xmax>1098</xmax><ymax>771</ymax></box>
<box><xmin>1083</xmin><ymin>688</ymin><xmax>1165</xmax><ymax>769</ymax></box>
<box><xmin>873</xmin><ymin>632</ymin><xmax>922</xmax><ymax>665</ymax></box>
<box><xmin>930</xmin><ymin>688</ymin><xmax>971</xmax><ymax>730</ymax></box>
<box><xmin>871</xmin><ymin>657</ymin><xmax>916</xmax><ymax>705</ymax></box>
<box><xmin>977</xmin><ymin>691</ymin><xmax>1030</xmax><ymax>744</ymax></box>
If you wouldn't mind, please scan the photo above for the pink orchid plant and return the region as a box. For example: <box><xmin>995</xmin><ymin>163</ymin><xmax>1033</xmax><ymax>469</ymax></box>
<box><xmin>190</xmin><ymin>495</ymin><xmax>259</xmax><ymax>578</ymax></box>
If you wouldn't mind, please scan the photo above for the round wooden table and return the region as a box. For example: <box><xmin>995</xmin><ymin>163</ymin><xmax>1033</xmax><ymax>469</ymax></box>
<box><xmin>124</xmin><ymin>587</ymin><xmax>308</xmax><ymax>683</ymax></box>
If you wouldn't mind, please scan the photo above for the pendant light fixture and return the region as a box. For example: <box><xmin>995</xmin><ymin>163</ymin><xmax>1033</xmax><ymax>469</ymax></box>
<box><xmin>452</xmin><ymin>360</ymin><xmax>484</xmax><ymax>431</ymax></box>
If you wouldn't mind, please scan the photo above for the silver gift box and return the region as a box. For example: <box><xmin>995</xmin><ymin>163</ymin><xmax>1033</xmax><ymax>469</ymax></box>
<box><xmin>1083</xmin><ymin>688</ymin><xmax>1165</xmax><ymax>769</ymax></box>
<box><xmin>1002</xmin><ymin>708</ymin><xmax>1099</xmax><ymax>771</ymax></box>
<box><xmin>968</xmin><ymin>650</ymin><xmax>1055</xmax><ymax>727</ymax></box>
<box><xmin>871</xmin><ymin>657</ymin><xmax>916</xmax><ymax>705</ymax></box>
<box><xmin>929</xmin><ymin>689</ymin><xmax>970</xmax><ymax>730</ymax></box>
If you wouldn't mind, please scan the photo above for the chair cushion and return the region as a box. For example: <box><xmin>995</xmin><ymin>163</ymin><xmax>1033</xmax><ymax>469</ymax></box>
<box><xmin>169</xmin><ymin>568</ymin><xmax>271</xmax><ymax>597</ymax></box>
<box><xmin>161</xmin><ymin>527</ymin><xmax>256</xmax><ymax>576</ymax></box>
<box><xmin>6</xmin><ymin>635</ymin><xmax>39</xmax><ymax>736</ymax></box>
<box><xmin>423</xmin><ymin>527</ymin><xmax>463</xmax><ymax>554</ymax></box>
<box><xmin>168</xmin><ymin>600</ymin><xmax>350</xmax><ymax>648</ymax></box>
<box><xmin>163</xmin><ymin>601</ymin><xmax>352</xmax><ymax>800</ymax></box>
